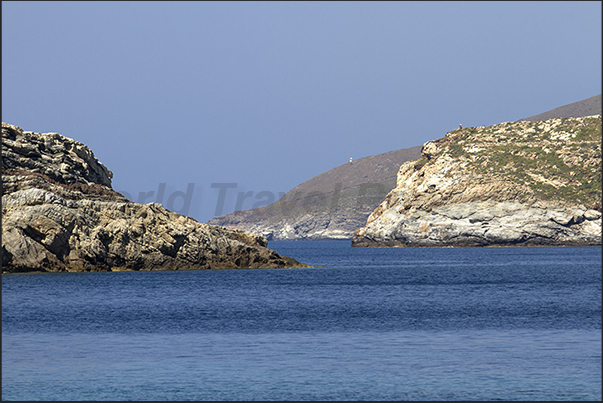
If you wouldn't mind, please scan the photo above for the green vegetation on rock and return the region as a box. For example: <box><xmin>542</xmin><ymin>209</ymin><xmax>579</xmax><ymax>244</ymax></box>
<box><xmin>427</xmin><ymin>115</ymin><xmax>601</xmax><ymax>210</ymax></box>
<box><xmin>353</xmin><ymin>114</ymin><xmax>602</xmax><ymax>248</ymax></box>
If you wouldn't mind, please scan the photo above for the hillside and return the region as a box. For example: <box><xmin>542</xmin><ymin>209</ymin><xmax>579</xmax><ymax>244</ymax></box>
<box><xmin>209</xmin><ymin>146</ymin><xmax>422</xmax><ymax>239</ymax></box>
<box><xmin>519</xmin><ymin>94</ymin><xmax>601</xmax><ymax>122</ymax></box>
<box><xmin>352</xmin><ymin>115</ymin><xmax>602</xmax><ymax>247</ymax></box>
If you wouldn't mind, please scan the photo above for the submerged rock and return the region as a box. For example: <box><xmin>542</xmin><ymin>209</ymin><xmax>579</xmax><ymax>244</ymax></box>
<box><xmin>352</xmin><ymin>116</ymin><xmax>602</xmax><ymax>247</ymax></box>
<box><xmin>2</xmin><ymin>123</ymin><xmax>309</xmax><ymax>273</ymax></box>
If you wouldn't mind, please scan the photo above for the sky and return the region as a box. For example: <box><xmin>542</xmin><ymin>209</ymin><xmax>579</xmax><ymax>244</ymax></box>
<box><xmin>2</xmin><ymin>1</ymin><xmax>601</xmax><ymax>223</ymax></box>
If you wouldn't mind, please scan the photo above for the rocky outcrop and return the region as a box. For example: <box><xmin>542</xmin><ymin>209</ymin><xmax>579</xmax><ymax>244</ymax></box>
<box><xmin>352</xmin><ymin>116</ymin><xmax>602</xmax><ymax>247</ymax></box>
<box><xmin>209</xmin><ymin>146</ymin><xmax>422</xmax><ymax>240</ymax></box>
<box><xmin>2</xmin><ymin>123</ymin><xmax>309</xmax><ymax>273</ymax></box>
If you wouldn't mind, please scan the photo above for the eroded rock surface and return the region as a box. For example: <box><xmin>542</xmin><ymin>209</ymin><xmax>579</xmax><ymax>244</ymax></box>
<box><xmin>352</xmin><ymin>116</ymin><xmax>602</xmax><ymax>247</ymax></box>
<box><xmin>2</xmin><ymin>123</ymin><xmax>309</xmax><ymax>272</ymax></box>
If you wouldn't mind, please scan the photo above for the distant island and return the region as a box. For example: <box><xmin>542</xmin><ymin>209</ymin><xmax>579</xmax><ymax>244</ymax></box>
<box><xmin>352</xmin><ymin>115</ymin><xmax>601</xmax><ymax>247</ymax></box>
<box><xmin>2</xmin><ymin>123</ymin><xmax>310</xmax><ymax>273</ymax></box>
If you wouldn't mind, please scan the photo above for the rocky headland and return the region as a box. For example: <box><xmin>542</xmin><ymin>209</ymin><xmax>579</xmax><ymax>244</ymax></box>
<box><xmin>352</xmin><ymin>115</ymin><xmax>602</xmax><ymax>247</ymax></box>
<box><xmin>211</xmin><ymin>95</ymin><xmax>601</xmax><ymax>241</ymax></box>
<box><xmin>2</xmin><ymin>123</ymin><xmax>309</xmax><ymax>273</ymax></box>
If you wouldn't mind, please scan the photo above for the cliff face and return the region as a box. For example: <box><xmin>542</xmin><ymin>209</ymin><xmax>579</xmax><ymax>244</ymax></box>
<box><xmin>2</xmin><ymin>123</ymin><xmax>309</xmax><ymax>272</ymax></box>
<box><xmin>208</xmin><ymin>146</ymin><xmax>422</xmax><ymax>240</ymax></box>
<box><xmin>352</xmin><ymin>116</ymin><xmax>602</xmax><ymax>247</ymax></box>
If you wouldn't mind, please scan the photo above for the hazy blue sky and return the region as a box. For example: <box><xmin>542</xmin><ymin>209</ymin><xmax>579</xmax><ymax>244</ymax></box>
<box><xmin>3</xmin><ymin>1</ymin><xmax>601</xmax><ymax>223</ymax></box>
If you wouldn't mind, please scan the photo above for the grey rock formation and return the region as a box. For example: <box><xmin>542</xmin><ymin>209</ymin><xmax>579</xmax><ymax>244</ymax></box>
<box><xmin>352</xmin><ymin>116</ymin><xmax>602</xmax><ymax>247</ymax></box>
<box><xmin>2</xmin><ymin>123</ymin><xmax>309</xmax><ymax>273</ymax></box>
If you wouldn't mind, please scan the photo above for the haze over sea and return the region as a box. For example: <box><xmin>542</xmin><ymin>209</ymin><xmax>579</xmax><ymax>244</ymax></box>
<box><xmin>2</xmin><ymin>241</ymin><xmax>601</xmax><ymax>401</ymax></box>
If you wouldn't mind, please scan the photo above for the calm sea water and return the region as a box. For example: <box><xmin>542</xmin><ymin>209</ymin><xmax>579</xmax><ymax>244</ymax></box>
<box><xmin>2</xmin><ymin>241</ymin><xmax>601</xmax><ymax>401</ymax></box>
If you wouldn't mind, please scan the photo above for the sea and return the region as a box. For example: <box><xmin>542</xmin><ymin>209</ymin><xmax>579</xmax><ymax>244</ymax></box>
<box><xmin>2</xmin><ymin>240</ymin><xmax>601</xmax><ymax>401</ymax></box>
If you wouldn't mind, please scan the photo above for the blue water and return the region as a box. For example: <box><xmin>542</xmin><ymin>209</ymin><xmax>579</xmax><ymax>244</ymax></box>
<box><xmin>2</xmin><ymin>241</ymin><xmax>601</xmax><ymax>401</ymax></box>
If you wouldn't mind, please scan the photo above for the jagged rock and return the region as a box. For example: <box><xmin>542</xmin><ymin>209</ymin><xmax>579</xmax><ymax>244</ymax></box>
<box><xmin>352</xmin><ymin>116</ymin><xmax>602</xmax><ymax>247</ymax></box>
<box><xmin>2</xmin><ymin>123</ymin><xmax>309</xmax><ymax>273</ymax></box>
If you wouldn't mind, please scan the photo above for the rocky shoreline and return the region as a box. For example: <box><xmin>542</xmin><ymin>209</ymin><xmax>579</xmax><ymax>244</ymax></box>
<box><xmin>352</xmin><ymin>116</ymin><xmax>602</xmax><ymax>247</ymax></box>
<box><xmin>352</xmin><ymin>200</ymin><xmax>602</xmax><ymax>247</ymax></box>
<box><xmin>2</xmin><ymin>123</ymin><xmax>309</xmax><ymax>273</ymax></box>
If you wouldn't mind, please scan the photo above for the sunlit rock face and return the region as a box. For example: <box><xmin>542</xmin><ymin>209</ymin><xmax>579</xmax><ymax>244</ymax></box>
<box><xmin>352</xmin><ymin>116</ymin><xmax>602</xmax><ymax>247</ymax></box>
<box><xmin>2</xmin><ymin>123</ymin><xmax>309</xmax><ymax>272</ymax></box>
